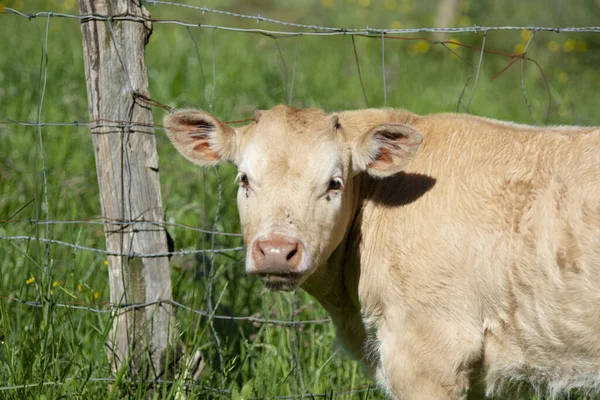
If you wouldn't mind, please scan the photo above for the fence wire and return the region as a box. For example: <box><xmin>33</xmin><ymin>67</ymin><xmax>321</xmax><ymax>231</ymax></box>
<box><xmin>5</xmin><ymin>6</ymin><xmax>600</xmax><ymax>34</ymax></box>
<box><xmin>1</xmin><ymin>1</ymin><xmax>598</xmax><ymax>398</ymax></box>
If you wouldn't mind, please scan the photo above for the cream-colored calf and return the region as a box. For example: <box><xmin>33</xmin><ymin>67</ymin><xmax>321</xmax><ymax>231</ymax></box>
<box><xmin>165</xmin><ymin>105</ymin><xmax>600</xmax><ymax>399</ymax></box>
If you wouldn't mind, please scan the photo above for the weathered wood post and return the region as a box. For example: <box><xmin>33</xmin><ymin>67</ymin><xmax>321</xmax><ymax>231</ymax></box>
<box><xmin>79</xmin><ymin>0</ymin><xmax>177</xmax><ymax>387</ymax></box>
<box><xmin>433</xmin><ymin>0</ymin><xmax>460</xmax><ymax>40</ymax></box>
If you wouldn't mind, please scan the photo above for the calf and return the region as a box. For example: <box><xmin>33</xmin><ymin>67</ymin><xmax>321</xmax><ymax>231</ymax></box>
<box><xmin>164</xmin><ymin>105</ymin><xmax>600</xmax><ymax>399</ymax></box>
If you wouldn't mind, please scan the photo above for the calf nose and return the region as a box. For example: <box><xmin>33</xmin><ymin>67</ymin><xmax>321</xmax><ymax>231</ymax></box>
<box><xmin>251</xmin><ymin>235</ymin><xmax>302</xmax><ymax>274</ymax></box>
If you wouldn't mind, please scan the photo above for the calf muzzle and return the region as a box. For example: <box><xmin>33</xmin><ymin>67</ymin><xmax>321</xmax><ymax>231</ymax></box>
<box><xmin>250</xmin><ymin>235</ymin><xmax>303</xmax><ymax>277</ymax></box>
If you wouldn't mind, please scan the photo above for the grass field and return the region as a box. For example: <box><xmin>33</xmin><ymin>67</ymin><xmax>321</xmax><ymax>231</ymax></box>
<box><xmin>0</xmin><ymin>0</ymin><xmax>599</xmax><ymax>398</ymax></box>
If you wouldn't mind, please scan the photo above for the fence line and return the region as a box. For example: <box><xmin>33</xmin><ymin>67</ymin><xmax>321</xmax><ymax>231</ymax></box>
<box><xmin>0</xmin><ymin>236</ymin><xmax>244</xmax><ymax>257</ymax></box>
<box><xmin>0</xmin><ymin>218</ymin><xmax>243</xmax><ymax>237</ymax></box>
<box><xmin>0</xmin><ymin>8</ymin><xmax>566</xmax><ymax>123</ymax></box>
<box><xmin>0</xmin><ymin>296</ymin><xmax>330</xmax><ymax>326</ymax></box>
<box><xmin>4</xmin><ymin>7</ymin><xmax>600</xmax><ymax>35</ymax></box>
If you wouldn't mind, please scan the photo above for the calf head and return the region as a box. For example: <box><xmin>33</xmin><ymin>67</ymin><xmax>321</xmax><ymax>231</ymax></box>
<box><xmin>164</xmin><ymin>105</ymin><xmax>422</xmax><ymax>291</ymax></box>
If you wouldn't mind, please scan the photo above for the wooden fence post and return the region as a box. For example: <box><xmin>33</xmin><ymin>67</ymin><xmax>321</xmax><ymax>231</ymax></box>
<box><xmin>78</xmin><ymin>0</ymin><xmax>177</xmax><ymax>387</ymax></box>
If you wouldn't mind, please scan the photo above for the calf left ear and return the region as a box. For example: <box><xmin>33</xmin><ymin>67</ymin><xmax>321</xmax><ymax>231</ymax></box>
<box><xmin>351</xmin><ymin>123</ymin><xmax>423</xmax><ymax>178</ymax></box>
<box><xmin>163</xmin><ymin>109</ymin><xmax>237</xmax><ymax>166</ymax></box>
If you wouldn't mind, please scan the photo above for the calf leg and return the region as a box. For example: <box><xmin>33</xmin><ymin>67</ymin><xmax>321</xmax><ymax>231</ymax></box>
<box><xmin>375</xmin><ymin>319</ymin><xmax>481</xmax><ymax>400</ymax></box>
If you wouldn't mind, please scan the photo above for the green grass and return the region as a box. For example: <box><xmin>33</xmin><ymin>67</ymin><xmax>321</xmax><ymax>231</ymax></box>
<box><xmin>0</xmin><ymin>0</ymin><xmax>599</xmax><ymax>398</ymax></box>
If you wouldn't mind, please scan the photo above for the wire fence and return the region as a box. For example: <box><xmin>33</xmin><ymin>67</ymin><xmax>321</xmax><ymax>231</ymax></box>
<box><xmin>7</xmin><ymin>4</ymin><xmax>600</xmax><ymax>34</ymax></box>
<box><xmin>3</xmin><ymin>4</ymin><xmax>598</xmax><ymax>123</ymax></box>
<box><xmin>1</xmin><ymin>1</ymin><xmax>599</xmax><ymax>398</ymax></box>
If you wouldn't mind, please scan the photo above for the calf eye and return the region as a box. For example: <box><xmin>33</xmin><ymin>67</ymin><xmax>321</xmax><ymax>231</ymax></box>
<box><xmin>236</xmin><ymin>172</ymin><xmax>250</xmax><ymax>189</ymax></box>
<box><xmin>327</xmin><ymin>178</ymin><xmax>343</xmax><ymax>192</ymax></box>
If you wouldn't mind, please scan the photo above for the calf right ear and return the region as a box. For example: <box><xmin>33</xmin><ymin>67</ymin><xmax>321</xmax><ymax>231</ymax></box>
<box><xmin>351</xmin><ymin>123</ymin><xmax>423</xmax><ymax>178</ymax></box>
<box><xmin>163</xmin><ymin>109</ymin><xmax>237</xmax><ymax>166</ymax></box>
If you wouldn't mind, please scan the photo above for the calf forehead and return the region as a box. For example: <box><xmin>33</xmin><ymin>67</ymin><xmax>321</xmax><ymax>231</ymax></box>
<box><xmin>242</xmin><ymin>139</ymin><xmax>342</xmax><ymax>184</ymax></box>
<box><xmin>240</xmin><ymin>106</ymin><xmax>344</xmax><ymax>179</ymax></box>
<box><xmin>250</xmin><ymin>106</ymin><xmax>335</xmax><ymax>142</ymax></box>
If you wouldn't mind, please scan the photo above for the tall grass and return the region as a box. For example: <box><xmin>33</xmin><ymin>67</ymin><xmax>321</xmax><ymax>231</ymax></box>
<box><xmin>0</xmin><ymin>0</ymin><xmax>598</xmax><ymax>398</ymax></box>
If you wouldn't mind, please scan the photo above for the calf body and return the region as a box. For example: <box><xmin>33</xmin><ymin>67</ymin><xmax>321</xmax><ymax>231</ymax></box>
<box><xmin>165</xmin><ymin>106</ymin><xmax>600</xmax><ymax>399</ymax></box>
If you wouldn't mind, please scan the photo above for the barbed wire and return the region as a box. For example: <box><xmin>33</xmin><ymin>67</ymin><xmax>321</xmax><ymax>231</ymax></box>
<box><xmin>143</xmin><ymin>0</ymin><xmax>600</xmax><ymax>38</ymax></box>
<box><xmin>3</xmin><ymin>7</ymin><xmax>600</xmax><ymax>36</ymax></box>
<box><xmin>0</xmin><ymin>218</ymin><xmax>243</xmax><ymax>237</ymax></box>
<box><xmin>0</xmin><ymin>296</ymin><xmax>331</xmax><ymax>326</ymax></box>
<box><xmin>0</xmin><ymin>235</ymin><xmax>244</xmax><ymax>257</ymax></box>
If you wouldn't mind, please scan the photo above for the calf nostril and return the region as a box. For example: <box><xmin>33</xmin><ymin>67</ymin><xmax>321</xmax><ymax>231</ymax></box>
<box><xmin>286</xmin><ymin>247</ymin><xmax>297</xmax><ymax>261</ymax></box>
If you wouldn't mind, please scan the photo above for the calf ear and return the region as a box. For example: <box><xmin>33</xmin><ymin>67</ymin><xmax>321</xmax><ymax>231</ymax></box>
<box><xmin>351</xmin><ymin>123</ymin><xmax>423</xmax><ymax>178</ymax></box>
<box><xmin>163</xmin><ymin>109</ymin><xmax>237</xmax><ymax>166</ymax></box>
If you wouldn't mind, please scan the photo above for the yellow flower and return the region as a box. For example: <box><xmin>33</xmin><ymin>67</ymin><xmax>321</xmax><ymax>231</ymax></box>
<box><xmin>50</xmin><ymin>290</ymin><xmax>54</xmax><ymax>295</ymax></box>
<box><xmin>52</xmin><ymin>281</ymin><xmax>60</xmax><ymax>287</ymax></box>
<box><xmin>563</xmin><ymin>39</ymin><xmax>575</xmax><ymax>52</ymax></box>
<box><xmin>321</xmin><ymin>0</ymin><xmax>333</xmax><ymax>7</ymax></box>
<box><xmin>558</xmin><ymin>71</ymin><xmax>568</xmax><ymax>83</ymax></box>
<box><xmin>104</xmin><ymin>260</ymin><xmax>109</xmax><ymax>266</ymax></box>
<box><xmin>415</xmin><ymin>40</ymin><xmax>430</xmax><ymax>53</ymax></box>
<box><xmin>408</xmin><ymin>41</ymin><xmax>430</xmax><ymax>55</ymax></box>
<box><xmin>447</xmin><ymin>37</ymin><xmax>460</xmax><ymax>50</ymax></box>
<box><xmin>514</xmin><ymin>43</ymin><xmax>526</xmax><ymax>54</ymax></box>
<box><xmin>78</xmin><ymin>283</ymin><xmax>83</xmax><ymax>292</ymax></box>
<box><xmin>358</xmin><ymin>0</ymin><xmax>371</xmax><ymax>7</ymax></box>
<box><xmin>385</xmin><ymin>0</ymin><xmax>397</xmax><ymax>10</ymax></box>
<box><xmin>520</xmin><ymin>30</ymin><xmax>533</xmax><ymax>42</ymax></box>
<box><xmin>391</xmin><ymin>21</ymin><xmax>403</xmax><ymax>30</ymax></box>
<box><xmin>25</xmin><ymin>276</ymin><xmax>35</xmax><ymax>285</ymax></box>
<box><xmin>547</xmin><ymin>41</ymin><xmax>559</xmax><ymax>52</ymax></box>
<box><xmin>94</xmin><ymin>291</ymin><xmax>100</xmax><ymax>300</ymax></box>
<box><xmin>576</xmin><ymin>41</ymin><xmax>589</xmax><ymax>52</ymax></box>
